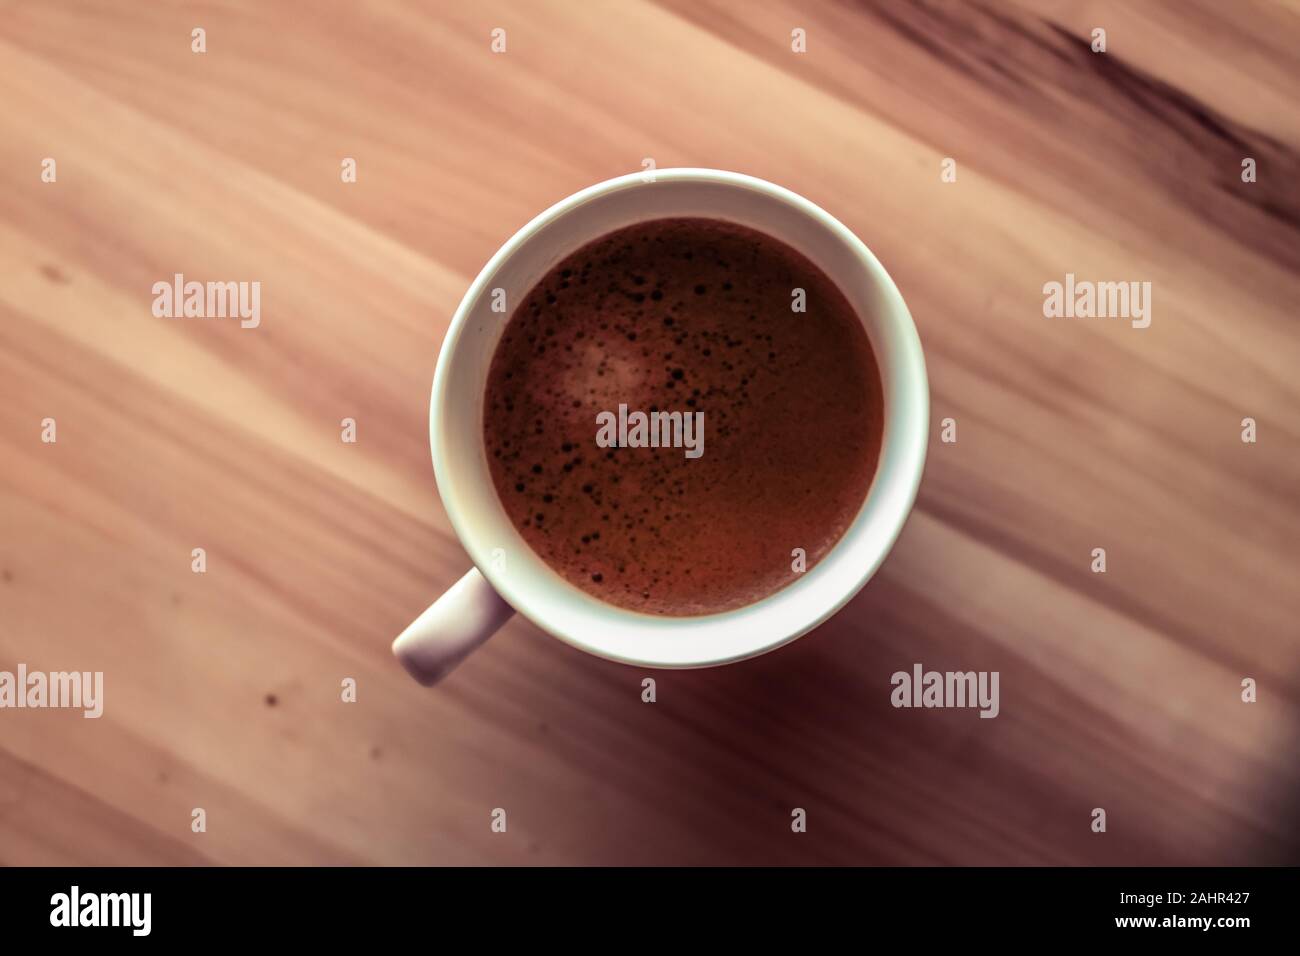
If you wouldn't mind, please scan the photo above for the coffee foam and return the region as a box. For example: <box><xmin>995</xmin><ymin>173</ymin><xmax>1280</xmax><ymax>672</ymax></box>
<box><xmin>485</xmin><ymin>218</ymin><xmax>883</xmax><ymax>615</ymax></box>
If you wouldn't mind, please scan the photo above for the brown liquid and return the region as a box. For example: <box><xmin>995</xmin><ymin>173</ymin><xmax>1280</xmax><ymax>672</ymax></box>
<box><xmin>484</xmin><ymin>218</ymin><xmax>884</xmax><ymax>615</ymax></box>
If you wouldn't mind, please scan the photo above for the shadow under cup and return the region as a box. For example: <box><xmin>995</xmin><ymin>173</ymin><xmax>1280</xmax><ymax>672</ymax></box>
<box><xmin>432</xmin><ymin>169</ymin><xmax>928</xmax><ymax>668</ymax></box>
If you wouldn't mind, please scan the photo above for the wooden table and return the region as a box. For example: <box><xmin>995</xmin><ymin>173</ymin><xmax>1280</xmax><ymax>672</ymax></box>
<box><xmin>2</xmin><ymin>0</ymin><xmax>1297</xmax><ymax>865</ymax></box>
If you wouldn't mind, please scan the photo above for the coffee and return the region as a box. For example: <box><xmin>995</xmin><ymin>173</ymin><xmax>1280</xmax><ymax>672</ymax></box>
<box><xmin>484</xmin><ymin>217</ymin><xmax>883</xmax><ymax>615</ymax></box>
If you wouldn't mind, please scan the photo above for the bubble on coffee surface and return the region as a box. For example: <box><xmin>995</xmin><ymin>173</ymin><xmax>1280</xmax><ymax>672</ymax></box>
<box><xmin>484</xmin><ymin>218</ymin><xmax>883</xmax><ymax>616</ymax></box>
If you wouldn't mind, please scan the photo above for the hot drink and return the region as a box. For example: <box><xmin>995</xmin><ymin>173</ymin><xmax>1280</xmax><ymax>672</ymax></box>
<box><xmin>484</xmin><ymin>217</ymin><xmax>883</xmax><ymax>615</ymax></box>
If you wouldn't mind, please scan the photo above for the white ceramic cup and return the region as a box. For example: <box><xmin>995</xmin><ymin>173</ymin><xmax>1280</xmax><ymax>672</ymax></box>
<box><xmin>393</xmin><ymin>168</ymin><xmax>928</xmax><ymax>685</ymax></box>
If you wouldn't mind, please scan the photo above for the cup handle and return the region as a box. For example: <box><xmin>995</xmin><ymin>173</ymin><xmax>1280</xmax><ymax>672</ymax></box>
<box><xmin>392</xmin><ymin>568</ymin><xmax>516</xmax><ymax>686</ymax></box>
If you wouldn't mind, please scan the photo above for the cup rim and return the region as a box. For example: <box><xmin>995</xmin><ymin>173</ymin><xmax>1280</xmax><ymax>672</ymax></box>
<box><xmin>431</xmin><ymin>167</ymin><xmax>928</xmax><ymax>667</ymax></box>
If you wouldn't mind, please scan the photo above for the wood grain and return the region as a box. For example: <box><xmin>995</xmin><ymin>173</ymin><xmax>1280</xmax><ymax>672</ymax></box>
<box><xmin>1</xmin><ymin>0</ymin><xmax>1297</xmax><ymax>865</ymax></box>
